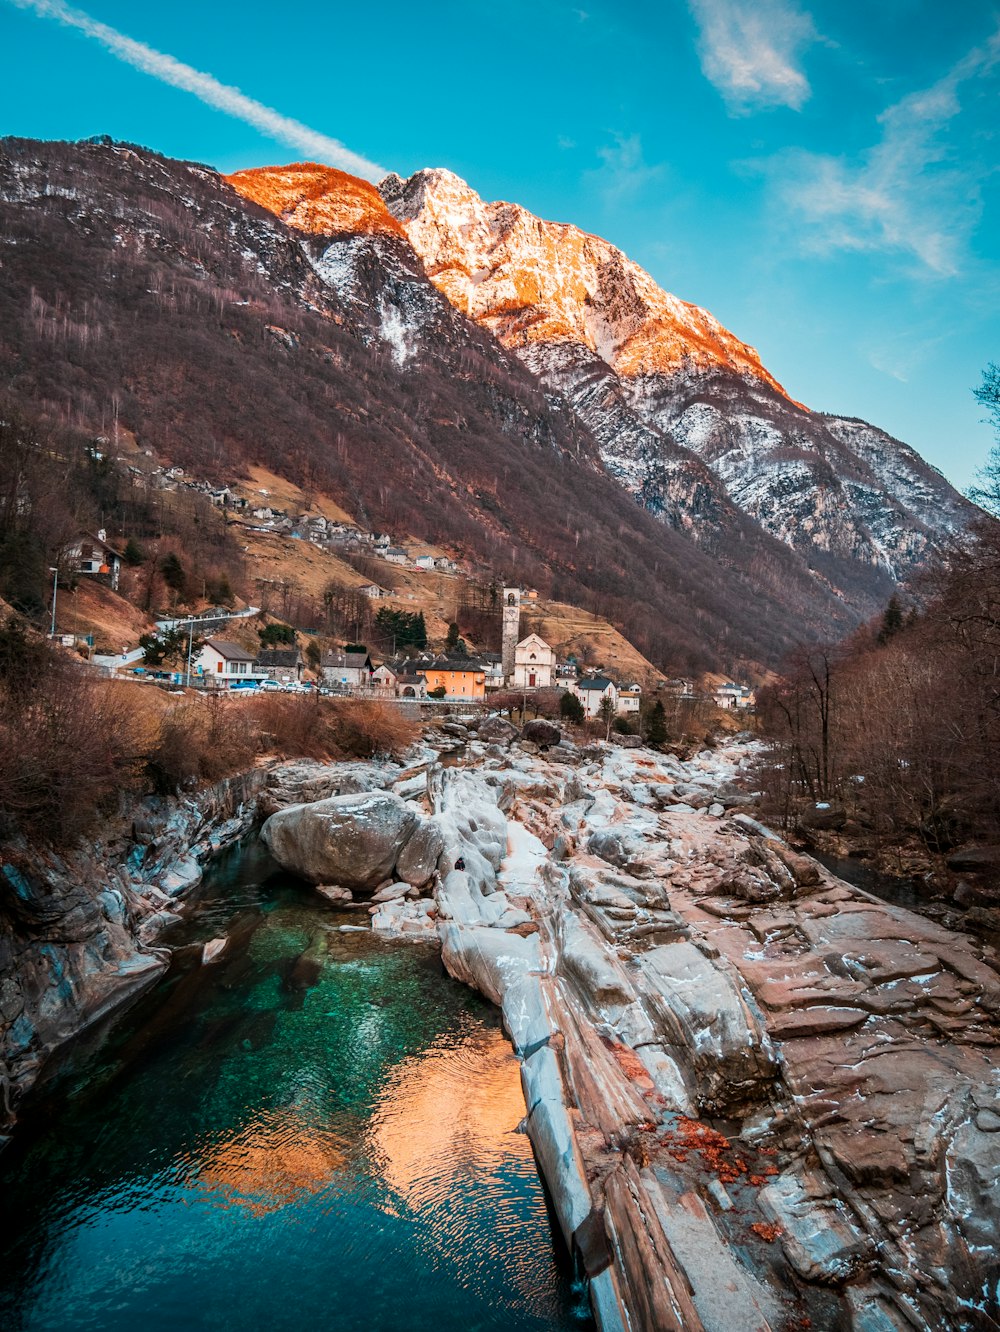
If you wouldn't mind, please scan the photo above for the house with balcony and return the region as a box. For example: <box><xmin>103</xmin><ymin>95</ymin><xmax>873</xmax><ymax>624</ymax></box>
<box><xmin>63</xmin><ymin>529</ymin><xmax>121</xmax><ymax>591</ymax></box>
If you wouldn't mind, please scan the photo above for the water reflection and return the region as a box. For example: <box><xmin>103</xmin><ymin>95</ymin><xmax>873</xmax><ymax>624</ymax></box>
<box><xmin>0</xmin><ymin>843</ymin><xmax>589</xmax><ymax>1332</ymax></box>
<box><xmin>186</xmin><ymin>1107</ymin><xmax>348</xmax><ymax>1216</ymax></box>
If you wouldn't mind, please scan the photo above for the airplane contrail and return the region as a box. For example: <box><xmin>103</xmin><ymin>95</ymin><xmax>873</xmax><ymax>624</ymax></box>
<box><xmin>8</xmin><ymin>0</ymin><xmax>388</xmax><ymax>180</ymax></box>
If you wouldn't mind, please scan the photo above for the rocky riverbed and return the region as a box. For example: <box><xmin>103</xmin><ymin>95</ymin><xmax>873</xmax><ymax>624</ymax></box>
<box><xmin>258</xmin><ymin>727</ymin><xmax>1000</xmax><ymax>1332</ymax></box>
<box><xmin>0</xmin><ymin>757</ymin><xmax>406</xmax><ymax>1130</ymax></box>
<box><xmin>5</xmin><ymin>723</ymin><xmax>1000</xmax><ymax>1331</ymax></box>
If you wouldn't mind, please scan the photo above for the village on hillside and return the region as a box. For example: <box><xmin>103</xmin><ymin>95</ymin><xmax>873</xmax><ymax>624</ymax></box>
<box><xmin>55</xmin><ymin>520</ymin><xmax>756</xmax><ymax>720</ymax></box>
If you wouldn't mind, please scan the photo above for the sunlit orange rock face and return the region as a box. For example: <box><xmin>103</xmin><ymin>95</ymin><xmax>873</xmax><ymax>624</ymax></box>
<box><xmin>226</xmin><ymin>162</ymin><xmax>403</xmax><ymax>239</ymax></box>
<box><xmin>383</xmin><ymin>168</ymin><xmax>791</xmax><ymax>395</ymax></box>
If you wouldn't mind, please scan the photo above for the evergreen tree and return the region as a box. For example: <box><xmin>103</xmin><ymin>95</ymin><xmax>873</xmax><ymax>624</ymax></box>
<box><xmin>877</xmin><ymin>594</ymin><xmax>904</xmax><ymax>645</ymax></box>
<box><xmin>646</xmin><ymin>699</ymin><xmax>667</xmax><ymax>747</ymax></box>
<box><xmin>123</xmin><ymin>537</ymin><xmax>145</xmax><ymax>567</ymax></box>
<box><xmin>258</xmin><ymin>622</ymin><xmax>295</xmax><ymax>646</ymax></box>
<box><xmin>160</xmin><ymin>552</ymin><xmax>186</xmax><ymax>593</ymax></box>
<box><xmin>560</xmin><ymin>690</ymin><xmax>584</xmax><ymax>723</ymax></box>
<box><xmin>969</xmin><ymin>363</ymin><xmax>1000</xmax><ymax>514</ymax></box>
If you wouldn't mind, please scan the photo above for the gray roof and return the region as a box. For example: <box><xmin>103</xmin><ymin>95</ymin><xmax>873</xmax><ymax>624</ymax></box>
<box><xmin>576</xmin><ymin>674</ymin><xmax>615</xmax><ymax>691</ymax></box>
<box><xmin>427</xmin><ymin>655</ymin><xmax>486</xmax><ymax>671</ymax></box>
<box><xmin>204</xmin><ymin>638</ymin><xmax>256</xmax><ymax>662</ymax></box>
<box><xmin>256</xmin><ymin>648</ymin><xmax>302</xmax><ymax>667</ymax></box>
<box><xmin>322</xmin><ymin>650</ymin><xmax>372</xmax><ymax>670</ymax></box>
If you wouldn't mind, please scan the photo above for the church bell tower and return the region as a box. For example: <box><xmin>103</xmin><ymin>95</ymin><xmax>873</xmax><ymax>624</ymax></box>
<box><xmin>501</xmin><ymin>586</ymin><xmax>520</xmax><ymax>683</ymax></box>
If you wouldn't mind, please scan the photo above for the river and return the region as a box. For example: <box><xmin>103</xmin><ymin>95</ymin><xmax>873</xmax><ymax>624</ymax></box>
<box><xmin>0</xmin><ymin>839</ymin><xmax>592</xmax><ymax>1332</ymax></box>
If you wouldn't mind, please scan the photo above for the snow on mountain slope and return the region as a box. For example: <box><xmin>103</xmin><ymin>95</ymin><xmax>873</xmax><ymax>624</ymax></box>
<box><xmin>379</xmin><ymin>168</ymin><xmax>975</xmax><ymax>581</ymax></box>
<box><xmin>378</xmin><ymin>168</ymin><xmax>789</xmax><ymax>393</ymax></box>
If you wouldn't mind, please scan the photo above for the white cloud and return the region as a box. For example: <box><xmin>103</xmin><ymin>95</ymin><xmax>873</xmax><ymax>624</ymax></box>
<box><xmin>586</xmin><ymin>133</ymin><xmax>663</xmax><ymax>206</ymax></box>
<box><xmin>765</xmin><ymin>26</ymin><xmax>1000</xmax><ymax>277</ymax></box>
<box><xmin>688</xmin><ymin>0</ymin><xmax>816</xmax><ymax>112</ymax></box>
<box><xmin>8</xmin><ymin>0</ymin><xmax>387</xmax><ymax>180</ymax></box>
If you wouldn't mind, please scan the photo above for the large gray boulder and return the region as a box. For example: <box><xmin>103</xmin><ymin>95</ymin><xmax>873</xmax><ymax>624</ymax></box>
<box><xmin>261</xmin><ymin>790</ymin><xmax>420</xmax><ymax>890</ymax></box>
<box><xmin>261</xmin><ymin>760</ymin><xmax>393</xmax><ymax>815</ymax></box>
<box><xmin>395</xmin><ymin>817</ymin><xmax>445</xmax><ymax>887</ymax></box>
<box><xmin>522</xmin><ymin>718</ymin><xmax>562</xmax><ymax>747</ymax></box>
<box><xmin>477</xmin><ymin>715</ymin><xmax>521</xmax><ymax>745</ymax></box>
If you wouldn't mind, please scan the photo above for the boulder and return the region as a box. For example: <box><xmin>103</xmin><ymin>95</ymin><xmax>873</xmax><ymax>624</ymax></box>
<box><xmin>477</xmin><ymin>715</ymin><xmax>521</xmax><ymax>745</ymax></box>
<box><xmin>946</xmin><ymin>845</ymin><xmax>1000</xmax><ymax>875</ymax></box>
<box><xmin>261</xmin><ymin>790</ymin><xmax>420</xmax><ymax>890</ymax></box>
<box><xmin>798</xmin><ymin>803</ymin><xmax>847</xmax><ymax>832</ymax></box>
<box><xmin>370</xmin><ymin>880</ymin><xmax>411</xmax><ymax>904</ymax></box>
<box><xmin>395</xmin><ymin>817</ymin><xmax>445</xmax><ymax>886</ymax></box>
<box><xmin>439</xmin><ymin>722</ymin><xmax>470</xmax><ymax>739</ymax></box>
<box><xmin>522</xmin><ymin>719</ymin><xmax>562</xmax><ymax>747</ymax></box>
<box><xmin>261</xmin><ymin>760</ymin><xmax>392</xmax><ymax>814</ymax></box>
<box><xmin>588</xmin><ymin>829</ymin><xmax>648</xmax><ymax>875</ymax></box>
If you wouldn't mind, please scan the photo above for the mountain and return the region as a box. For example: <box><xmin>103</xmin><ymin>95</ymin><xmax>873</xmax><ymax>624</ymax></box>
<box><xmin>379</xmin><ymin>168</ymin><xmax>972</xmax><ymax>586</ymax></box>
<box><xmin>0</xmin><ymin>138</ymin><xmax>974</xmax><ymax>673</ymax></box>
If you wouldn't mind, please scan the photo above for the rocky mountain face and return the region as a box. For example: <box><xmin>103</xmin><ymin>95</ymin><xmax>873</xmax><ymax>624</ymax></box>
<box><xmin>379</xmin><ymin>168</ymin><xmax>972</xmax><ymax>584</ymax></box>
<box><xmin>0</xmin><ymin>138</ymin><xmax>973</xmax><ymax>670</ymax></box>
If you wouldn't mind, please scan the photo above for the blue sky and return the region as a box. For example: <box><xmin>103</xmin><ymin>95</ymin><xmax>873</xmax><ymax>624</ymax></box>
<box><xmin>2</xmin><ymin>0</ymin><xmax>998</xmax><ymax>490</ymax></box>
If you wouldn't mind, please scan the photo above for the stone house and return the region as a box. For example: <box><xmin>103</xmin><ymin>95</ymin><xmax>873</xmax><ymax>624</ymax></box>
<box><xmin>395</xmin><ymin>669</ymin><xmax>428</xmax><ymax>699</ymax></box>
<box><xmin>256</xmin><ymin>647</ymin><xmax>305</xmax><ymax>684</ymax></box>
<box><xmin>321</xmin><ymin>649</ymin><xmax>373</xmax><ymax>689</ymax></box>
<box><xmin>370</xmin><ymin>663</ymin><xmax>398</xmax><ymax>694</ymax></box>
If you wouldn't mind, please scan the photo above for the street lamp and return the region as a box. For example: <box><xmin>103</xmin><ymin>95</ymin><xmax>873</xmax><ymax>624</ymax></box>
<box><xmin>49</xmin><ymin>567</ymin><xmax>58</xmax><ymax>639</ymax></box>
<box><xmin>186</xmin><ymin>616</ymin><xmax>195</xmax><ymax>687</ymax></box>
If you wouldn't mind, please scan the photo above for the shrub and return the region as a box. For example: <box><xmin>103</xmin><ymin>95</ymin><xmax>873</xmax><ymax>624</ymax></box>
<box><xmin>326</xmin><ymin>699</ymin><xmax>418</xmax><ymax>759</ymax></box>
<box><xmin>0</xmin><ymin>668</ymin><xmax>146</xmax><ymax>843</ymax></box>
<box><xmin>244</xmin><ymin>693</ymin><xmax>330</xmax><ymax>760</ymax></box>
<box><xmin>258</xmin><ymin>622</ymin><xmax>295</xmax><ymax>646</ymax></box>
<box><xmin>147</xmin><ymin>696</ymin><xmax>259</xmax><ymax>792</ymax></box>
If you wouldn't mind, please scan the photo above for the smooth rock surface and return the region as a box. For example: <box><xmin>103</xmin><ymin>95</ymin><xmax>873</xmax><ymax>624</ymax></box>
<box><xmin>261</xmin><ymin>790</ymin><xmax>420</xmax><ymax>891</ymax></box>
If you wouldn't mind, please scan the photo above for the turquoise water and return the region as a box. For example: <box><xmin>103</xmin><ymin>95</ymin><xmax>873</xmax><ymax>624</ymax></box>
<box><xmin>0</xmin><ymin>841</ymin><xmax>591</xmax><ymax>1332</ymax></box>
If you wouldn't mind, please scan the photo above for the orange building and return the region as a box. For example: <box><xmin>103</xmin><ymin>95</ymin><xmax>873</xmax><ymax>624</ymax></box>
<box><xmin>422</xmin><ymin>656</ymin><xmax>486</xmax><ymax>701</ymax></box>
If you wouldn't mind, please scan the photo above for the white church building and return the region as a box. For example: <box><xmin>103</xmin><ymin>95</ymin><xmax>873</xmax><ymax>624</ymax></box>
<box><xmin>513</xmin><ymin>633</ymin><xmax>555</xmax><ymax>689</ymax></box>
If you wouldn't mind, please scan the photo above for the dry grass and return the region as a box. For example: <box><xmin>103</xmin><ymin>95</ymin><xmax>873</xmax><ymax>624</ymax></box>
<box><xmin>147</xmin><ymin>693</ymin><xmax>418</xmax><ymax>793</ymax></box>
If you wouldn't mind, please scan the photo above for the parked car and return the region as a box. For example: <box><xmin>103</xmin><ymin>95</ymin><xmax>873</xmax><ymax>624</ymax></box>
<box><xmin>259</xmin><ymin>679</ymin><xmax>282</xmax><ymax>692</ymax></box>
